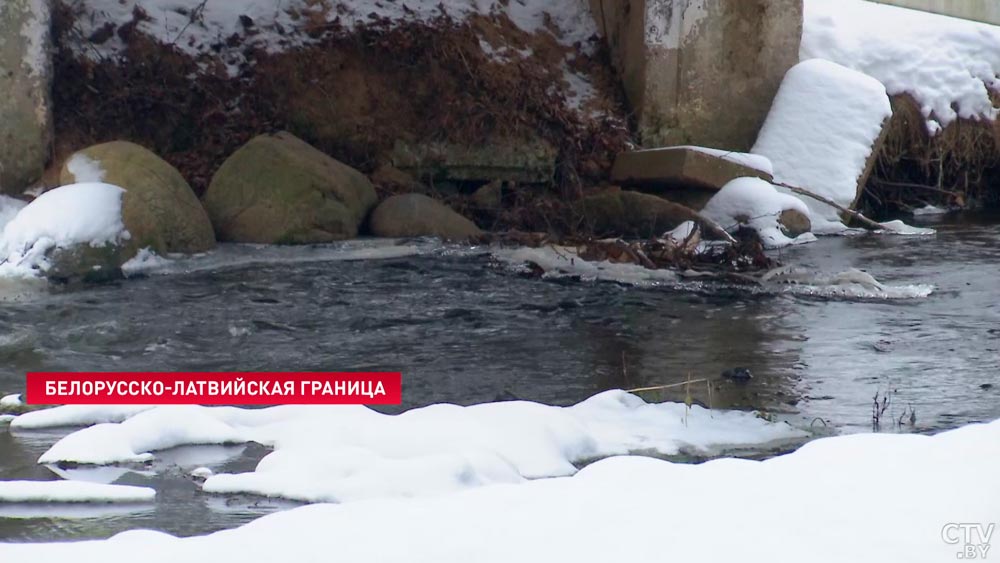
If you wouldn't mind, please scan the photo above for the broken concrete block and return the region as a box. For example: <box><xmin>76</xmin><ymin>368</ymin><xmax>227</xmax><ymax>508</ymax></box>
<box><xmin>611</xmin><ymin>146</ymin><xmax>773</xmax><ymax>210</ymax></box>
<box><xmin>751</xmin><ymin>59</ymin><xmax>891</xmax><ymax>226</ymax></box>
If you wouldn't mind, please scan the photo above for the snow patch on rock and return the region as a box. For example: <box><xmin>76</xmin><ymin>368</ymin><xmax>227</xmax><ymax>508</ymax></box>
<box><xmin>0</xmin><ymin>183</ymin><xmax>129</xmax><ymax>278</ymax></box>
<box><xmin>703</xmin><ymin>177</ymin><xmax>813</xmax><ymax>249</ymax></box>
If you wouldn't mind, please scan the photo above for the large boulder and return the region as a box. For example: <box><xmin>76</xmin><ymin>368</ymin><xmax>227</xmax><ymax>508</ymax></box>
<box><xmin>573</xmin><ymin>189</ymin><xmax>704</xmax><ymax>237</ymax></box>
<box><xmin>204</xmin><ymin>132</ymin><xmax>378</xmax><ymax>244</ymax></box>
<box><xmin>369</xmin><ymin>194</ymin><xmax>482</xmax><ymax>241</ymax></box>
<box><xmin>60</xmin><ymin>141</ymin><xmax>216</xmax><ymax>254</ymax></box>
<box><xmin>0</xmin><ymin>0</ymin><xmax>53</xmax><ymax>194</ymax></box>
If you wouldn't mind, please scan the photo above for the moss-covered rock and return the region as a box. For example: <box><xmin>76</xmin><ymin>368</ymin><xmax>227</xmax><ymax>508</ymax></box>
<box><xmin>778</xmin><ymin>208</ymin><xmax>812</xmax><ymax>237</ymax></box>
<box><xmin>44</xmin><ymin>242</ymin><xmax>127</xmax><ymax>283</ymax></box>
<box><xmin>203</xmin><ymin>132</ymin><xmax>378</xmax><ymax>244</ymax></box>
<box><xmin>369</xmin><ymin>194</ymin><xmax>482</xmax><ymax>241</ymax></box>
<box><xmin>574</xmin><ymin>189</ymin><xmax>701</xmax><ymax>237</ymax></box>
<box><xmin>60</xmin><ymin>141</ymin><xmax>215</xmax><ymax>254</ymax></box>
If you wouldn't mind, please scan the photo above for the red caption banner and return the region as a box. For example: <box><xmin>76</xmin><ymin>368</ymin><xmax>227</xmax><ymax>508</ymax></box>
<box><xmin>26</xmin><ymin>372</ymin><xmax>402</xmax><ymax>405</ymax></box>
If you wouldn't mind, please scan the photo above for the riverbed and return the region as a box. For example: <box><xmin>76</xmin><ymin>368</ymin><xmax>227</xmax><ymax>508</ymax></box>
<box><xmin>1</xmin><ymin>212</ymin><xmax>998</xmax><ymax>541</ymax></box>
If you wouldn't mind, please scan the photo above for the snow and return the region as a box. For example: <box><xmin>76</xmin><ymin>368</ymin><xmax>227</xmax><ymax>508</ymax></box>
<box><xmin>0</xmin><ymin>393</ymin><xmax>22</xmax><ymax>407</ymax></box>
<box><xmin>912</xmin><ymin>204</ymin><xmax>948</xmax><ymax>216</ymax></box>
<box><xmin>877</xmin><ymin>219</ymin><xmax>936</xmax><ymax>236</ymax></box>
<box><xmin>120</xmin><ymin>247</ymin><xmax>173</xmax><ymax>276</ymax></box>
<box><xmin>190</xmin><ymin>467</ymin><xmax>214</xmax><ymax>479</ymax></box>
<box><xmin>752</xmin><ymin>59</ymin><xmax>891</xmax><ymax>232</ymax></box>
<box><xmin>0</xmin><ymin>480</ymin><xmax>155</xmax><ymax>503</ymax></box>
<box><xmin>11</xmin><ymin>405</ymin><xmax>155</xmax><ymax>430</ymax></box>
<box><xmin>5</xmin><ymin>419</ymin><xmax>998</xmax><ymax>563</ymax></box>
<box><xmin>202</xmin><ymin>447</ymin><xmax>526</xmax><ymax>503</ymax></box>
<box><xmin>803</xmin><ymin>0</ymin><xmax>1000</xmax><ymax>133</ymax></box>
<box><xmin>35</xmin><ymin>391</ymin><xmax>805</xmax><ymax>502</ymax></box>
<box><xmin>702</xmin><ymin>177</ymin><xmax>813</xmax><ymax>248</ymax></box>
<box><xmin>66</xmin><ymin>153</ymin><xmax>106</xmax><ymax>183</ymax></box>
<box><xmin>0</xmin><ymin>183</ymin><xmax>129</xmax><ymax>278</ymax></box>
<box><xmin>0</xmin><ymin>195</ymin><xmax>27</xmax><ymax>233</ymax></box>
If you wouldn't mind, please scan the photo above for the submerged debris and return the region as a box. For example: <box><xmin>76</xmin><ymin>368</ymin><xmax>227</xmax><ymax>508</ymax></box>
<box><xmin>488</xmin><ymin>224</ymin><xmax>777</xmax><ymax>282</ymax></box>
<box><xmin>721</xmin><ymin>368</ymin><xmax>754</xmax><ymax>382</ymax></box>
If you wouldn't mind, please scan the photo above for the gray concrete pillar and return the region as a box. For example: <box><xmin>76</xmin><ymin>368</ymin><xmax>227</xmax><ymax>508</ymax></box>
<box><xmin>0</xmin><ymin>0</ymin><xmax>53</xmax><ymax>194</ymax></box>
<box><xmin>592</xmin><ymin>0</ymin><xmax>802</xmax><ymax>151</ymax></box>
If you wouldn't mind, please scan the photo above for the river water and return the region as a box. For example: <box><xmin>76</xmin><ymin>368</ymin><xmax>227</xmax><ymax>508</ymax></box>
<box><xmin>1</xmin><ymin>213</ymin><xmax>998</xmax><ymax>541</ymax></box>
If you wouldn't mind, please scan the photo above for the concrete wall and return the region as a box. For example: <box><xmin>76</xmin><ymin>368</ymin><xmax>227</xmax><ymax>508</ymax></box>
<box><xmin>0</xmin><ymin>0</ymin><xmax>53</xmax><ymax>194</ymax></box>
<box><xmin>870</xmin><ymin>0</ymin><xmax>1000</xmax><ymax>25</ymax></box>
<box><xmin>591</xmin><ymin>0</ymin><xmax>802</xmax><ymax>151</ymax></box>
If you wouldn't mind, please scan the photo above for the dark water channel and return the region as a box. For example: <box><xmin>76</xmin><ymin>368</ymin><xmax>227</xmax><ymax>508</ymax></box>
<box><xmin>1</xmin><ymin>213</ymin><xmax>998</xmax><ymax>541</ymax></box>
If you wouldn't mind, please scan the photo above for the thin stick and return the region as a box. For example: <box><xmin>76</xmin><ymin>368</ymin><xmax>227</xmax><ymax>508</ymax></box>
<box><xmin>771</xmin><ymin>180</ymin><xmax>884</xmax><ymax>231</ymax></box>
<box><xmin>627</xmin><ymin>379</ymin><xmax>712</xmax><ymax>393</ymax></box>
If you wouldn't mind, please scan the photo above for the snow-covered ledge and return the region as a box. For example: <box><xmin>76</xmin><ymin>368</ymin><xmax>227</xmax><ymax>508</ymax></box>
<box><xmin>0</xmin><ymin>0</ymin><xmax>52</xmax><ymax>195</ymax></box>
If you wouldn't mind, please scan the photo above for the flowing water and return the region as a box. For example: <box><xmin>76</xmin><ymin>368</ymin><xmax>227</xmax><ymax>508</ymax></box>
<box><xmin>1</xmin><ymin>213</ymin><xmax>998</xmax><ymax>541</ymax></box>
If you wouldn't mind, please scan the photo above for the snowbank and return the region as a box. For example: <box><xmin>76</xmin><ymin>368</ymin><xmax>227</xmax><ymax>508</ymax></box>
<box><xmin>11</xmin><ymin>405</ymin><xmax>155</xmax><ymax>429</ymax></box>
<box><xmin>5</xmin><ymin>420</ymin><xmax>998</xmax><ymax>563</ymax></box>
<box><xmin>752</xmin><ymin>59</ymin><xmax>891</xmax><ymax>232</ymax></box>
<box><xmin>803</xmin><ymin>0</ymin><xmax>1000</xmax><ymax>133</ymax></box>
<box><xmin>702</xmin><ymin>177</ymin><xmax>813</xmax><ymax>248</ymax></box>
<box><xmin>35</xmin><ymin>391</ymin><xmax>804</xmax><ymax>502</ymax></box>
<box><xmin>0</xmin><ymin>183</ymin><xmax>129</xmax><ymax>277</ymax></box>
<box><xmin>0</xmin><ymin>195</ymin><xmax>27</xmax><ymax>232</ymax></box>
<box><xmin>0</xmin><ymin>393</ymin><xmax>22</xmax><ymax>408</ymax></box>
<box><xmin>0</xmin><ymin>480</ymin><xmax>154</xmax><ymax>503</ymax></box>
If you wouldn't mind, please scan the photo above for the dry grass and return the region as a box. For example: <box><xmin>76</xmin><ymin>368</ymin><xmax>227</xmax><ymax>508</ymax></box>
<box><xmin>49</xmin><ymin>2</ymin><xmax>633</xmax><ymax>204</ymax></box>
<box><xmin>863</xmin><ymin>94</ymin><xmax>1000</xmax><ymax>214</ymax></box>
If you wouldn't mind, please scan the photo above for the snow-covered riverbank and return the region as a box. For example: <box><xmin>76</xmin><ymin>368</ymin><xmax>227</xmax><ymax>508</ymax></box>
<box><xmin>3</xmin><ymin>418</ymin><xmax>997</xmax><ymax>562</ymax></box>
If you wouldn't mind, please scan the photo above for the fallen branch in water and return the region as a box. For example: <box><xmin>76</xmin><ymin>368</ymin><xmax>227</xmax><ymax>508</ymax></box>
<box><xmin>771</xmin><ymin>180</ymin><xmax>884</xmax><ymax>231</ymax></box>
<box><xmin>690</xmin><ymin>209</ymin><xmax>738</xmax><ymax>245</ymax></box>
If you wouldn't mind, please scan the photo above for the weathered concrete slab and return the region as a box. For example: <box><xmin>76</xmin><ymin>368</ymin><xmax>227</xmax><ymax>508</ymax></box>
<box><xmin>0</xmin><ymin>0</ymin><xmax>52</xmax><ymax>194</ymax></box>
<box><xmin>591</xmin><ymin>0</ymin><xmax>802</xmax><ymax>151</ymax></box>
<box><xmin>390</xmin><ymin>139</ymin><xmax>557</xmax><ymax>184</ymax></box>
<box><xmin>611</xmin><ymin>146</ymin><xmax>773</xmax><ymax>210</ymax></box>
